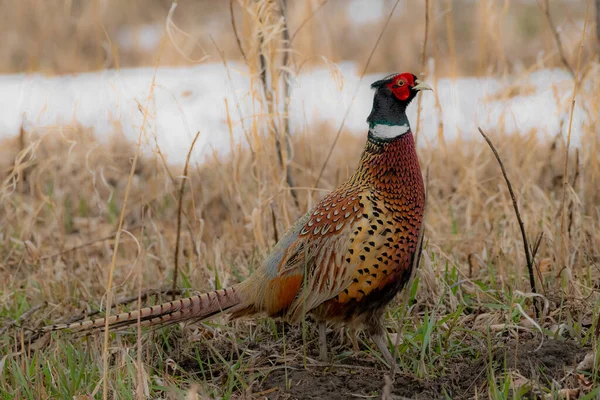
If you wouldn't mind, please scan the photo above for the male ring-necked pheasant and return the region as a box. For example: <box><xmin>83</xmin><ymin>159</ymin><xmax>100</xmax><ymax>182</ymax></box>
<box><xmin>44</xmin><ymin>73</ymin><xmax>430</xmax><ymax>365</ymax></box>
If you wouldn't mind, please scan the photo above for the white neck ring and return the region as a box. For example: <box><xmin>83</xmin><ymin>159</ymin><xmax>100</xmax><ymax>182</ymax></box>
<box><xmin>369</xmin><ymin>123</ymin><xmax>410</xmax><ymax>139</ymax></box>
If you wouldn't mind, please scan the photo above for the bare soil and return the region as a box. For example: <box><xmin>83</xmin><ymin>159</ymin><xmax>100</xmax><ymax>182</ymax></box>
<box><xmin>256</xmin><ymin>338</ymin><xmax>587</xmax><ymax>399</ymax></box>
<box><xmin>170</xmin><ymin>322</ymin><xmax>588</xmax><ymax>400</ymax></box>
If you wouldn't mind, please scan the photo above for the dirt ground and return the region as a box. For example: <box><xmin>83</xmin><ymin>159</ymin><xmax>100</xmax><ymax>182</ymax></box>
<box><xmin>253</xmin><ymin>338</ymin><xmax>588</xmax><ymax>400</ymax></box>
<box><xmin>165</xmin><ymin>319</ymin><xmax>589</xmax><ymax>400</ymax></box>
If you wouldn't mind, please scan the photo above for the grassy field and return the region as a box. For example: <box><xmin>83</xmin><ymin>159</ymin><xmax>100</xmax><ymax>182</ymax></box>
<box><xmin>1</xmin><ymin>0</ymin><xmax>600</xmax><ymax>399</ymax></box>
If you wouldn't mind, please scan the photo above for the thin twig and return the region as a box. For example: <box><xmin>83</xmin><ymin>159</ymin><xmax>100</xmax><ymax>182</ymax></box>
<box><xmin>17</xmin><ymin>121</ymin><xmax>27</xmax><ymax>192</ymax></box>
<box><xmin>315</xmin><ymin>0</ymin><xmax>401</xmax><ymax>187</ymax></box>
<box><xmin>142</xmin><ymin>117</ymin><xmax>200</xmax><ymax>258</ymax></box>
<box><xmin>230</xmin><ymin>0</ymin><xmax>249</xmax><ymax>65</ymax></box>
<box><xmin>135</xmin><ymin>206</ymin><xmax>146</xmax><ymax>400</ymax></box>
<box><xmin>596</xmin><ymin>0</ymin><xmax>600</xmax><ymax>49</ymax></box>
<box><xmin>559</xmin><ymin>1</ymin><xmax>590</xmax><ymax>268</ymax></box>
<box><xmin>595</xmin><ymin>311</ymin><xmax>600</xmax><ymax>340</ymax></box>
<box><xmin>444</xmin><ymin>0</ymin><xmax>457</xmax><ymax>80</ymax></box>
<box><xmin>539</xmin><ymin>0</ymin><xmax>576</xmax><ymax>77</ymax></box>
<box><xmin>478</xmin><ymin>127</ymin><xmax>539</xmax><ymax>318</ymax></box>
<box><xmin>289</xmin><ymin>0</ymin><xmax>329</xmax><ymax>43</ymax></box>
<box><xmin>414</xmin><ymin>0</ymin><xmax>430</xmax><ymax>146</ymax></box>
<box><xmin>531</xmin><ymin>232</ymin><xmax>544</xmax><ymax>261</ymax></box>
<box><xmin>531</xmin><ymin>232</ymin><xmax>547</xmax><ymax>296</ymax></box>
<box><xmin>279</xmin><ymin>0</ymin><xmax>299</xmax><ymax>207</ymax></box>
<box><xmin>173</xmin><ymin>131</ymin><xmax>201</xmax><ymax>300</ymax></box>
<box><xmin>568</xmin><ymin>149</ymin><xmax>580</xmax><ymax>235</ymax></box>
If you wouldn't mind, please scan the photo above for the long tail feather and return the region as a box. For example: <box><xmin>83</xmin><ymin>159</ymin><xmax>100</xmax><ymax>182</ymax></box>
<box><xmin>42</xmin><ymin>286</ymin><xmax>243</xmax><ymax>333</ymax></box>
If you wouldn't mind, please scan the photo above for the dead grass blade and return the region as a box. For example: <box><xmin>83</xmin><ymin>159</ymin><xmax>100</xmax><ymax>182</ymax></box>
<box><xmin>230</xmin><ymin>0</ymin><xmax>249</xmax><ymax>65</ymax></box>
<box><xmin>478</xmin><ymin>127</ymin><xmax>539</xmax><ymax>318</ymax></box>
<box><xmin>538</xmin><ymin>0</ymin><xmax>576</xmax><ymax>78</ymax></box>
<box><xmin>173</xmin><ymin>131</ymin><xmax>202</xmax><ymax>299</ymax></box>
<box><xmin>559</xmin><ymin>0</ymin><xmax>591</xmax><ymax>275</ymax></box>
<box><xmin>414</xmin><ymin>0</ymin><xmax>430</xmax><ymax>146</ymax></box>
<box><xmin>289</xmin><ymin>0</ymin><xmax>329</xmax><ymax>43</ymax></box>
<box><xmin>135</xmin><ymin>207</ymin><xmax>146</xmax><ymax>400</ymax></box>
<box><xmin>166</xmin><ymin>0</ymin><xmax>209</xmax><ymax>63</ymax></box>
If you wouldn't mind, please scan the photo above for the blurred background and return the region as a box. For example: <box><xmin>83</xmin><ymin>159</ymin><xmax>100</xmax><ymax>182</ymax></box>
<box><xmin>0</xmin><ymin>0</ymin><xmax>594</xmax><ymax>76</ymax></box>
<box><xmin>0</xmin><ymin>0</ymin><xmax>597</xmax><ymax>164</ymax></box>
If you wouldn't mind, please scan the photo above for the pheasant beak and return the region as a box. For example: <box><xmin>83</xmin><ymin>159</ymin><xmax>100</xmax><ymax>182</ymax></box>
<box><xmin>413</xmin><ymin>79</ymin><xmax>433</xmax><ymax>92</ymax></box>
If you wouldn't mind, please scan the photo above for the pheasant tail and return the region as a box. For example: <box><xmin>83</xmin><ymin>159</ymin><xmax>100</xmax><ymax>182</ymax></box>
<box><xmin>43</xmin><ymin>286</ymin><xmax>244</xmax><ymax>333</ymax></box>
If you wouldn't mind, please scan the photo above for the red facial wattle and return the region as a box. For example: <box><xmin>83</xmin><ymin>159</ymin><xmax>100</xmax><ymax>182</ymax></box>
<box><xmin>385</xmin><ymin>73</ymin><xmax>416</xmax><ymax>101</ymax></box>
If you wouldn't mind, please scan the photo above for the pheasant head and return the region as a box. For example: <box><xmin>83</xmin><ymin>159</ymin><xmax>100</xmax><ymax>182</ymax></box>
<box><xmin>367</xmin><ymin>72</ymin><xmax>432</xmax><ymax>141</ymax></box>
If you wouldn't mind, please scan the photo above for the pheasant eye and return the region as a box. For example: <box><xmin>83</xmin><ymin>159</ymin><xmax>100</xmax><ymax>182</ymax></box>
<box><xmin>396</xmin><ymin>80</ymin><xmax>405</xmax><ymax>87</ymax></box>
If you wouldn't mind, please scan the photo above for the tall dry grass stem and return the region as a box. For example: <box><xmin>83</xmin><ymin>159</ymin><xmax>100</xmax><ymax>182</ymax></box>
<box><xmin>596</xmin><ymin>0</ymin><xmax>600</xmax><ymax>48</ymax></box>
<box><xmin>129</xmin><ymin>214</ymin><xmax>145</xmax><ymax>400</ymax></box>
<box><xmin>256</xmin><ymin>0</ymin><xmax>298</xmax><ymax>205</ymax></box>
<box><xmin>230</xmin><ymin>0</ymin><xmax>249</xmax><ymax>64</ymax></box>
<box><xmin>414</xmin><ymin>0</ymin><xmax>430</xmax><ymax>146</ymax></box>
<box><xmin>289</xmin><ymin>0</ymin><xmax>329</xmax><ymax>43</ymax></box>
<box><xmin>444</xmin><ymin>0</ymin><xmax>458</xmax><ymax>81</ymax></box>
<box><xmin>559</xmin><ymin>0</ymin><xmax>591</xmax><ymax>291</ymax></box>
<box><xmin>100</xmin><ymin>39</ymin><xmax>166</xmax><ymax>400</ymax></box>
<box><xmin>173</xmin><ymin>131</ymin><xmax>202</xmax><ymax>299</ymax></box>
<box><xmin>478</xmin><ymin>127</ymin><xmax>539</xmax><ymax>318</ymax></box>
<box><xmin>540</xmin><ymin>0</ymin><xmax>576</xmax><ymax>77</ymax></box>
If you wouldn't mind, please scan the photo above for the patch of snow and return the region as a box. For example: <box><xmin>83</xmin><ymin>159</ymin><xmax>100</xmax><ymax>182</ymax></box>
<box><xmin>0</xmin><ymin>61</ymin><xmax>588</xmax><ymax>164</ymax></box>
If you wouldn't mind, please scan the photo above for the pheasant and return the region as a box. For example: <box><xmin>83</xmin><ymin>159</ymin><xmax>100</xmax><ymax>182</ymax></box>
<box><xmin>43</xmin><ymin>72</ymin><xmax>430</xmax><ymax>365</ymax></box>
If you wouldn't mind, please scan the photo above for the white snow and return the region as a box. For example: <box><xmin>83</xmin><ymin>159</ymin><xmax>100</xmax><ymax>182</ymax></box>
<box><xmin>0</xmin><ymin>61</ymin><xmax>588</xmax><ymax>164</ymax></box>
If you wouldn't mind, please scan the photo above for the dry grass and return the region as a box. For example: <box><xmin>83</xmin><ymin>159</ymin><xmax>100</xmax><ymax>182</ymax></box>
<box><xmin>0</xmin><ymin>0</ymin><xmax>594</xmax><ymax>76</ymax></box>
<box><xmin>2</xmin><ymin>92</ymin><xmax>600</xmax><ymax>397</ymax></box>
<box><xmin>1</xmin><ymin>0</ymin><xmax>600</xmax><ymax>399</ymax></box>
